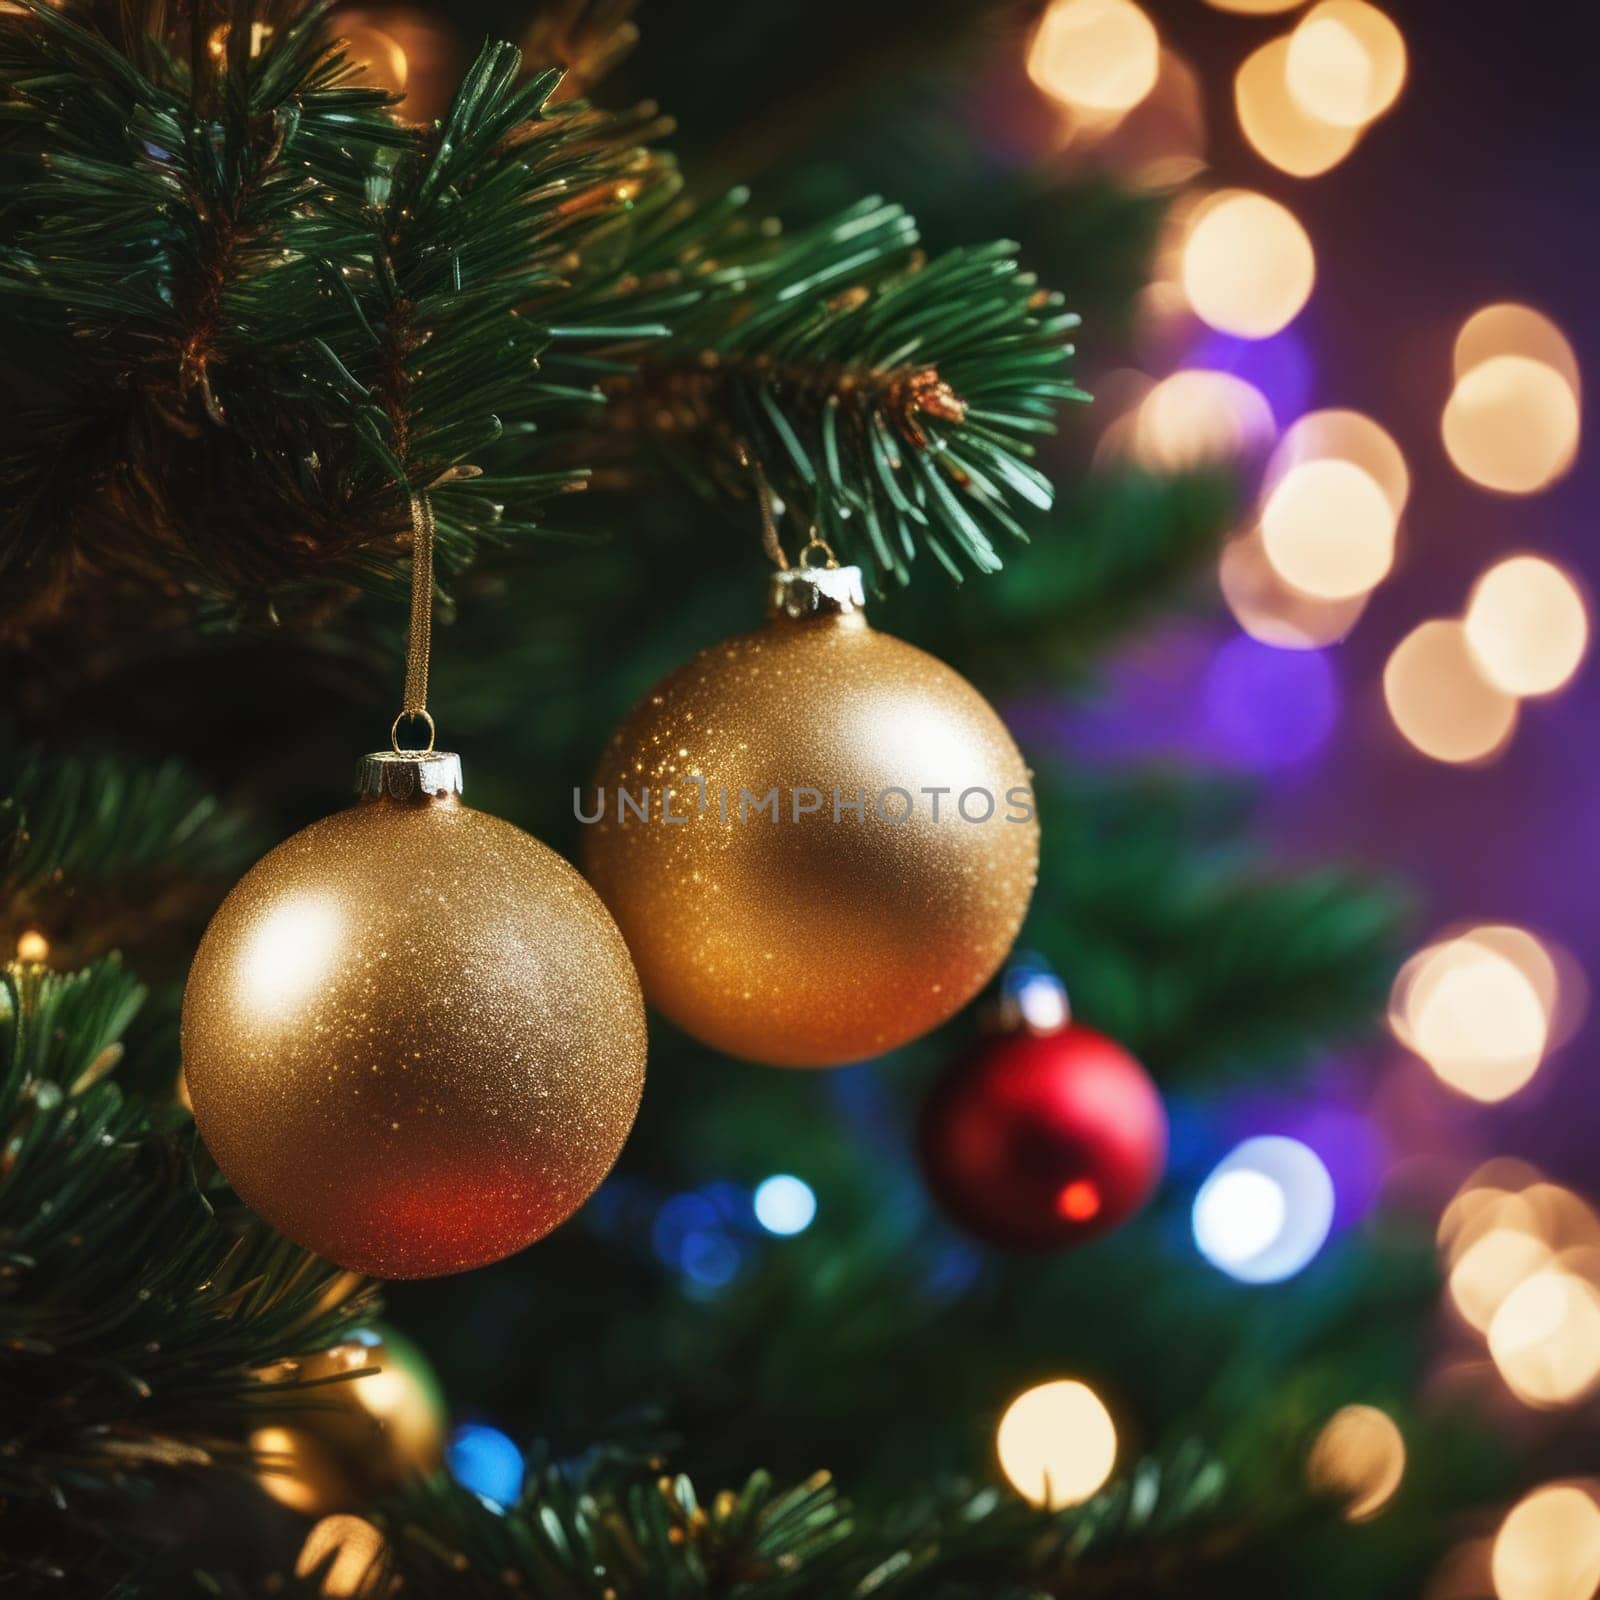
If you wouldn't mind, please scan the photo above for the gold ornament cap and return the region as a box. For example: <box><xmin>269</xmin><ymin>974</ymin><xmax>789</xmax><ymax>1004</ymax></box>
<box><xmin>357</xmin><ymin>749</ymin><xmax>463</xmax><ymax>804</ymax></box>
<box><xmin>768</xmin><ymin>563</ymin><xmax>867</xmax><ymax>620</ymax></box>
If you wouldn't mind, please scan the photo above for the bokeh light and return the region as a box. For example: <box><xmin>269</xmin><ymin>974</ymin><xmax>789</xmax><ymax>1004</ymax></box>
<box><xmin>1464</xmin><ymin>556</ymin><xmax>1589</xmax><ymax>697</ymax></box>
<box><xmin>1488</xmin><ymin>1271</ymin><xmax>1600</xmax><ymax>1408</ymax></box>
<box><xmin>1260</xmin><ymin>458</ymin><xmax>1396</xmax><ymax>599</ymax></box>
<box><xmin>1264</xmin><ymin>409</ymin><xmax>1410</xmax><ymax>519</ymax></box>
<box><xmin>753</xmin><ymin>1174</ymin><xmax>818</xmax><ymax>1236</ymax></box>
<box><xmin>447</xmin><ymin>1423</ymin><xmax>525</xmax><ymax>1507</ymax></box>
<box><xmin>14</xmin><ymin>929</ymin><xmax>48</xmax><ymax>963</ymax></box>
<box><xmin>996</xmin><ymin>1380</ymin><xmax>1118</xmax><ymax>1508</ymax></box>
<box><xmin>1220</xmin><ymin>527</ymin><xmax>1371</xmax><ymax>650</ymax></box>
<box><xmin>1455</xmin><ymin>304</ymin><xmax>1580</xmax><ymax>398</ymax></box>
<box><xmin>1307</xmin><ymin>1405</ymin><xmax>1406</xmax><ymax>1522</ymax></box>
<box><xmin>1203</xmin><ymin>634</ymin><xmax>1340</xmax><ymax>767</ymax></box>
<box><xmin>1127</xmin><ymin>369</ymin><xmax>1276</xmax><ymax>470</ymax></box>
<box><xmin>1235</xmin><ymin>37</ymin><xmax>1360</xmax><ymax>177</ymax></box>
<box><xmin>1193</xmin><ymin>1136</ymin><xmax>1336</xmax><ymax>1283</ymax></box>
<box><xmin>1383</xmin><ymin>619</ymin><xmax>1519</xmax><ymax>764</ymax></box>
<box><xmin>295</xmin><ymin>1515</ymin><xmax>388</xmax><ymax>1598</ymax></box>
<box><xmin>1442</xmin><ymin>354</ymin><xmax>1581</xmax><ymax>495</ymax></box>
<box><xmin>1027</xmin><ymin>0</ymin><xmax>1160</xmax><ymax>116</ymax></box>
<box><xmin>1393</xmin><ymin>933</ymin><xmax>1547</xmax><ymax>1101</ymax></box>
<box><xmin>1180</xmin><ymin>191</ymin><xmax>1315</xmax><ymax>339</ymax></box>
<box><xmin>1285</xmin><ymin>1</ymin><xmax>1407</xmax><ymax>128</ymax></box>
<box><xmin>1492</xmin><ymin>1484</ymin><xmax>1600</xmax><ymax>1600</ymax></box>
<box><xmin>1449</xmin><ymin>1226</ymin><xmax>1553</xmax><ymax>1334</ymax></box>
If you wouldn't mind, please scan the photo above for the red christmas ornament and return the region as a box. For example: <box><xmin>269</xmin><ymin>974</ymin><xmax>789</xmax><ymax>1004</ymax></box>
<box><xmin>919</xmin><ymin>1010</ymin><xmax>1167</xmax><ymax>1250</ymax></box>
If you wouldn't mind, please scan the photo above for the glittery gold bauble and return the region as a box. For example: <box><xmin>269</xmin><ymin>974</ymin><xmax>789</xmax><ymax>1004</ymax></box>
<box><xmin>182</xmin><ymin>752</ymin><xmax>646</xmax><ymax>1278</ymax></box>
<box><xmin>583</xmin><ymin>566</ymin><xmax>1039</xmax><ymax>1066</ymax></box>
<box><xmin>254</xmin><ymin>1325</ymin><xmax>444</xmax><ymax>1515</ymax></box>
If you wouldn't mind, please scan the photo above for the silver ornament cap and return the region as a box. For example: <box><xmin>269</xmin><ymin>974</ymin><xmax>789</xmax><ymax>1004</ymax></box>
<box><xmin>768</xmin><ymin>563</ymin><xmax>867</xmax><ymax>620</ymax></box>
<box><xmin>357</xmin><ymin>749</ymin><xmax>463</xmax><ymax>804</ymax></box>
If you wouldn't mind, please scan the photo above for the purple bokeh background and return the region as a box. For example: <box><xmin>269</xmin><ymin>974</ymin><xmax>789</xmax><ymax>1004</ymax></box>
<box><xmin>1033</xmin><ymin>5</ymin><xmax>1597</xmax><ymax>1199</ymax></box>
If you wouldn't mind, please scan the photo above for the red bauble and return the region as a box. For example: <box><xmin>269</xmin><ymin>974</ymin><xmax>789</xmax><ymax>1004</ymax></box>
<box><xmin>919</xmin><ymin>1022</ymin><xmax>1167</xmax><ymax>1249</ymax></box>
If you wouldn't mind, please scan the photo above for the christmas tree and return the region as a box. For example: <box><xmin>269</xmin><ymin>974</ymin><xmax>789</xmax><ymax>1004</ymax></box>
<box><xmin>2</xmin><ymin>0</ymin><xmax>1587</xmax><ymax>1594</ymax></box>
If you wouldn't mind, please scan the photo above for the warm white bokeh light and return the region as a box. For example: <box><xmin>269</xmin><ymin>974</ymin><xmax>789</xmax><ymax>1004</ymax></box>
<box><xmin>1236</xmin><ymin>37</ymin><xmax>1360</xmax><ymax>177</ymax></box>
<box><xmin>1180</xmin><ymin>191</ymin><xmax>1315</xmax><ymax>338</ymax></box>
<box><xmin>1489</xmin><ymin>1272</ymin><xmax>1600</xmax><ymax>1409</ymax></box>
<box><xmin>1443</xmin><ymin>355</ymin><xmax>1581</xmax><ymax>495</ymax></box>
<box><xmin>1260</xmin><ymin>458</ymin><xmax>1396</xmax><ymax>599</ymax></box>
<box><xmin>1027</xmin><ymin>0</ymin><xmax>1161</xmax><ymax>115</ymax></box>
<box><xmin>1492</xmin><ymin>1485</ymin><xmax>1600</xmax><ymax>1600</ymax></box>
<box><xmin>1383</xmin><ymin>620</ymin><xmax>1519</xmax><ymax>765</ymax></box>
<box><xmin>1456</xmin><ymin>304</ymin><xmax>1581</xmax><ymax>399</ymax></box>
<box><xmin>296</xmin><ymin>1514</ymin><xmax>388</xmax><ymax>1598</ymax></box>
<box><xmin>1285</xmin><ymin>1</ymin><xmax>1407</xmax><ymax>128</ymax></box>
<box><xmin>996</xmin><ymin>1380</ymin><xmax>1118</xmax><ymax>1508</ymax></box>
<box><xmin>1264</xmin><ymin>409</ymin><xmax>1410</xmax><ymax>519</ymax></box>
<box><xmin>1131</xmin><ymin>370</ymin><xmax>1276</xmax><ymax>470</ymax></box>
<box><xmin>1399</xmin><ymin>935</ymin><xmax>1548</xmax><ymax>1102</ymax></box>
<box><xmin>1464</xmin><ymin>556</ymin><xmax>1589</xmax><ymax>697</ymax></box>
<box><xmin>1449</xmin><ymin>1227</ymin><xmax>1553</xmax><ymax>1334</ymax></box>
<box><xmin>1307</xmin><ymin>1405</ymin><xmax>1406</xmax><ymax>1522</ymax></box>
<box><xmin>1220</xmin><ymin>526</ymin><xmax>1371</xmax><ymax>649</ymax></box>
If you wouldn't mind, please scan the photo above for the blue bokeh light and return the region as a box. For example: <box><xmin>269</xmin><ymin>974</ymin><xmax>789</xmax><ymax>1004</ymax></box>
<box><xmin>1192</xmin><ymin>1135</ymin><xmax>1336</xmax><ymax>1283</ymax></box>
<box><xmin>447</xmin><ymin>1423</ymin><xmax>525</xmax><ymax>1508</ymax></box>
<box><xmin>753</xmin><ymin>1174</ymin><xmax>817</xmax><ymax>1236</ymax></box>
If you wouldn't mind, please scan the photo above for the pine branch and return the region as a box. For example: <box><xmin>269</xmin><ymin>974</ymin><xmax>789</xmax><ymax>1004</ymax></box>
<box><xmin>1024</xmin><ymin>772</ymin><xmax>1408</xmax><ymax>1082</ymax></box>
<box><xmin>0</xmin><ymin>0</ymin><xmax>1083</xmax><ymax>651</ymax></box>
<box><xmin>0</xmin><ymin>747</ymin><xmax>257</xmax><ymax>969</ymax></box>
<box><xmin>0</xmin><ymin>957</ymin><xmax>376</xmax><ymax>1583</ymax></box>
<box><xmin>573</xmin><ymin>192</ymin><xmax>1086</xmax><ymax>583</ymax></box>
<box><xmin>273</xmin><ymin>1435</ymin><xmax>1322</xmax><ymax>1600</ymax></box>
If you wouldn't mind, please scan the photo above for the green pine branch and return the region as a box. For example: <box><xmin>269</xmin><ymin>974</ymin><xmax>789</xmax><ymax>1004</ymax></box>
<box><xmin>0</xmin><ymin>746</ymin><xmax>257</xmax><ymax>969</ymax></box>
<box><xmin>0</xmin><ymin>0</ymin><xmax>1082</xmax><ymax>647</ymax></box>
<box><xmin>1025</xmin><ymin>772</ymin><xmax>1408</xmax><ymax>1082</ymax></box>
<box><xmin>0</xmin><ymin>957</ymin><xmax>377</xmax><ymax>1583</ymax></box>
<box><xmin>271</xmin><ymin>1434</ymin><xmax>1324</xmax><ymax>1600</ymax></box>
<box><xmin>561</xmin><ymin>189</ymin><xmax>1086</xmax><ymax>583</ymax></box>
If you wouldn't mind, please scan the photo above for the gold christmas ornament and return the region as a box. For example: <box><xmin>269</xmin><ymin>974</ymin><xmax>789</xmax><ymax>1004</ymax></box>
<box><xmin>182</xmin><ymin>748</ymin><xmax>647</xmax><ymax>1278</ymax></box>
<box><xmin>583</xmin><ymin>562</ymin><xmax>1039</xmax><ymax>1066</ymax></box>
<box><xmin>255</xmin><ymin>1326</ymin><xmax>444</xmax><ymax>1516</ymax></box>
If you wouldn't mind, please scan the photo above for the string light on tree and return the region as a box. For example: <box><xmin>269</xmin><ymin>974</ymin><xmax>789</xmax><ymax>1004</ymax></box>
<box><xmin>753</xmin><ymin>1174</ymin><xmax>818</xmax><ymax>1236</ymax></box>
<box><xmin>1443</xmin><ymin>353</ymin><xmax>1581</xmax><ymax>496</ymax></box>
<box><xmin>1180</xmin><ymin>191</ymin><xmax>1315</xmax><ymax>339</ymax></box>
<box><xmin>1391</xmin><ymin>932</ymin><xmax>1548</xmax><ymax>1101</ymax></box>
<box><xmin>1285</xmin><ymin>1</ymin><xmax>1407</xmax><ymax>129</ymax></box>
<box><xmin>1455</xmin><ymin>304</ymin><xmax>1581</xmax><ymax>399</ymax></box>
<box><xmin>1263</xmin><ymin>409</ymin><xmax>1411</xmax><ymax>523</ymax></box>
<box><xmin>1259</xmin><ymin>458</ymin><xmax>1396</xmax><ymax>600</ymax></box>
<box><xmin>1307</xmin><ymin>1405</ymin><xmax>1406</xmax><ymax>1522</ymax></box>
<box><xmin>1192</xmin><ymin>1135</ymin><xmax>1335</xmax><ymax>1283</ymax></box>
<box><xmin>296</xmin><ymin>1515</ymin><xmax>392</xmax><ymax>1599</ymax></box>
<box><xmin>1488</xmin><ymin>1271</ymin><xmax>1600</xmax><ymax>1409</ymax></box>
<box><xmin>447</xmin><ymin>1422</ymin><xmax>526</xmax><ymax>1507</ymax></box>
<box><xmin>1235</xmin><ymin>37</ymin><xmax>1360</xmax><ymax>177</ymax></box>
<box><xmin>1464</xmin><ymin>556</ymin><xmax>1589</xmax><ymax>697</ymax></box>
<box><xmin>1026</xmin><ymin>0</ymin><xmax>1160</xmax><ymax>118</ymax></box>
<box><xmin>1220</xmin><ymin>527</ymin><xmax>1371</xmax><ymax>650</ymax></box>
<box><xmin>996</xmin><ymin>1379</ymin><xmax>1118</xmax><ymax>1508</ymax></box>
<box><xmin>1492</xmin><ymin>1484</ymin><xmax>1600</xmax><ymax>1600</ymax></box>
<box><xmin>1383</xmin><ymin>619</ymin><xmax>1519</xmax><ymax>765</ymax></box>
